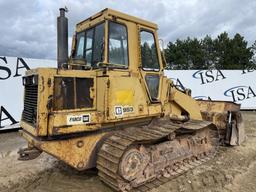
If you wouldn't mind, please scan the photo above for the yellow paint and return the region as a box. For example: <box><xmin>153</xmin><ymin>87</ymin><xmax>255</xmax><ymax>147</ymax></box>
<box><xmin>171</xmin><ymin>86</ymin><xmax>202</xmax><ymax>120</ymax></box>
<box><xmin>115</xmin><ymin>90</ymin><xmax>134</xmax><ymax>105</ymax></box>
<box><xmin>22</xmin><ymin>130</ymin><xmax>107</xmax><ymax>170</ymax></box>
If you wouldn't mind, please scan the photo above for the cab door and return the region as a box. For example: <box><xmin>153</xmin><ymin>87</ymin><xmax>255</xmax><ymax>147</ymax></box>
<box><xmin>139</xmin><ymin>29</ymin><xmax>162</xmax><ymax>102</ymax></box>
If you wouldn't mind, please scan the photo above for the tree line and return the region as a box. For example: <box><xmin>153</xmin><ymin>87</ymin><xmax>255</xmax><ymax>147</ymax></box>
<box><xmin>164</xmin><ymin>32</ymin><xmax>256</xmax><ymax>70</ymax></box>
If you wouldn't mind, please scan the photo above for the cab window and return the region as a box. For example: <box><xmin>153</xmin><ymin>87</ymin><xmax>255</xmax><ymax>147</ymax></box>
<box><xmin>140</xmin><ymin>31</ymin><xmax>160</xmax><ymax>71</ymax></box>
<box><xmin>108</xmin><ymin>21</ymin><xmax>128</xmax><ymax>67</ymax></box>
<box><xmin>74</xmin><ymin>22</ymin><xmax>105</xmax><ymax>67</ymax></box>
<box><xmin>85</xmin><ymin>29</ymin><xmax>93</xmax><ymax>66</ymax></box>
<box><xmin>75</xmin><ymin>33</ymin><xmax>85</xmax><ymax>59</ymax></box>
<box><xmin>145</xmin><ymin>75</ymin><xmax>159</xmax><ymax>100</ymax></box>
<box><xmin>92</xmin><ymin>23</ymin><xmax>104</xmax><ymax>66</ymax></box>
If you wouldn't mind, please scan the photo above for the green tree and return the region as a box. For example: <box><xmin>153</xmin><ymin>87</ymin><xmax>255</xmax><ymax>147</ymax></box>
<box><xmin>165</xmin><ymin>38</ymin><xmax>206</xmax><ymax>69</ymax></box>
<box><xmin>214</xmin><ymin>32</ymin><xmax>253</xmax><ymax>69</ymax></box>
<box><xmin>250</xmin><ymin>40</ymin><xmax>256</xmax><ymax>65</ymax></box>
<box><xmin>202</xmin><ymin>35</ymin><xmax>217</xmax><ymax>69</ymax></box>
<box><xmin>187</xmin><ymin>38</ymin><xmax>205</xmax><ymax>69</ymax></box>
<box><xmin>164</xmin><ymin>32</ymin><xmax>254</xmax><ymax>69</ymax></box>
<box><xmin>230</xmin><ymin>33</ymin><xmax>253</xmax><ymax>69</ymax></box>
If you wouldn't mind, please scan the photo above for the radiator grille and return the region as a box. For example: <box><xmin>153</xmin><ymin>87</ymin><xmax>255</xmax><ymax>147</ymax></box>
<box><xmin>22</xmin><ymin>77</ymin><xmax>38</xmax><ymax>126</ymax></box>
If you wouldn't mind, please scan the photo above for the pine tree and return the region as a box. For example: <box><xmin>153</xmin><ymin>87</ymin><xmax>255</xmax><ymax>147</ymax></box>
<box><xmin>230</xmin><ymin>33</ymin><xmax>253</xmax><ymax>69</ymax></box>
<box><xmin>202</xmin><ymin>35</ymin><xmax>216</xmax><ymax>69</ymax></box>
<box><xmin>164</xmin><ymin>32</ymin><xmax>254</xmax><ymax>70</ymax></box>
<box><xmin>250</xmin><ymin>40</ymin><xmax>256</xmax><ymax>66</ymax></box>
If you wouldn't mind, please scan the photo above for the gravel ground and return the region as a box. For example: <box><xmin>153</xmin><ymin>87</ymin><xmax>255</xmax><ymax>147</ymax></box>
<box><xmin>0</xmin><ymin>111</ymin><xmax>255</xmax><ymax>192</ymax></box>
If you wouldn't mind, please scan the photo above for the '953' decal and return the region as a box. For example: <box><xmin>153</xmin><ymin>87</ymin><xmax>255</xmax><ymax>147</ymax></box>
<box><xmin>67</xmin><ymin>114</ymin><xmax>90</xmax><ymax>125</ymax></box>
<box><xmin>115</xmin><ymin>106</ymin><xmax>134</xmax><ymax>117</ymax></box>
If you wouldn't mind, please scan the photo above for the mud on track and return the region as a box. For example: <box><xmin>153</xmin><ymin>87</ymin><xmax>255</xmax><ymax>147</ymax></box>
<box><xmin>0</xmin><ymin>111</ymin><xmax>256</xmax><ymax>192</ymax></box>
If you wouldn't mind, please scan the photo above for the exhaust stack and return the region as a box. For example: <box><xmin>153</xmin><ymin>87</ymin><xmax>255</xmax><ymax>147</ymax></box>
<box><xmin>57</xmin><ymin>8</ymin><xmax>68</xmax><ymax>68</ymax></box>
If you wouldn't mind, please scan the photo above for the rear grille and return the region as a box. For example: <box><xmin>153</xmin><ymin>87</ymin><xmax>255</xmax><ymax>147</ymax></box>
<box><xmin>22</xmin><ymin>76</ymin><xmax>38</xmax><ymax>126</ymax></box>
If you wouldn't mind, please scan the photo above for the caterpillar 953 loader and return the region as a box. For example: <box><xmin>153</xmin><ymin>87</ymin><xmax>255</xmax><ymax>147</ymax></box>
<box><xmin>19</xmin><ymin>8</ymin><xmax>245</xmax><ymax>191</ymax></box>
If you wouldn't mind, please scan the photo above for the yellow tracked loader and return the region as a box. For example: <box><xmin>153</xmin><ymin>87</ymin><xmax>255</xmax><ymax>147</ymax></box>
<box><xmin>18</xmin><ymin>8</ymin><xmax>245</xmax><ymax>191</ymax></box>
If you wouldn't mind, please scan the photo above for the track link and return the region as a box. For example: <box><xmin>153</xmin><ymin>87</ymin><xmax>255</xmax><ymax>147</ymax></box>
<box><xmin>97</xmin><ymin>119</ymin><xmax>219</xmax><ymax>191</ymax></box>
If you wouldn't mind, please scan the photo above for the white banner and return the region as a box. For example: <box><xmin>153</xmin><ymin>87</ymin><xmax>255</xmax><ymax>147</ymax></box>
<box><xmin>0</xmin><ymin>56</ymin><xmax>255</xmax><ymax>129</ymax></box>
<box><xmin>0</xmin><ymin>56</ymin><xmax>55</xmax><ymax>128</ymax></box>
<box><xmin>165</xmin><ymin>70</ymin><xmax>256</xmax><ymax>110</ymax></box>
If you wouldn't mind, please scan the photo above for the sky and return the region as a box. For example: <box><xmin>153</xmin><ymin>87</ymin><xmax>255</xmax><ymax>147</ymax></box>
<box><xmin>0</xmin><ymin>0</ymin><xmax>255</xmax><ymax>59</ymax></box>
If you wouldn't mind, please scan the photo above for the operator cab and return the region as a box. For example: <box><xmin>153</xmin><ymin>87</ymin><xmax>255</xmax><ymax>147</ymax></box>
<box><xmin>69</xmin><ymin>8</ymin><xmax>164</xmax><ymax>102</ymax></box>
<box><xmin>70</xmin><ymin>9</ymin><xmax>163</xmax><ymax>70</ymax></box>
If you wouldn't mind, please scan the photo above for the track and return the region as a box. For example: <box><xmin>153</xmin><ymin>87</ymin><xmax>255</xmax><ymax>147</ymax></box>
<box><xmin>97</xmin><ymin>118</ymin><xmax>219</xmax><ymax>191</ymax></box>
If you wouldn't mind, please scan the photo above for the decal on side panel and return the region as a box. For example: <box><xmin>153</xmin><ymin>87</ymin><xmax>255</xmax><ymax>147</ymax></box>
<box><xmin>67</xmin><ymin>114</ymin><xmax>91</xmax><ymax>125</ymax></box>
<box><xmin>114</xmin><ymin>106</ymin><xmax>134</xmax><ymax>117</ymax></box>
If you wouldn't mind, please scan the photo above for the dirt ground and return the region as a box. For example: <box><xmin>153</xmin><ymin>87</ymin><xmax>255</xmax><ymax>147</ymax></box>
<box><xmin>0</xmin><ymin>111</ymin><xmax>256</xmax><ymax>192</ymax></box>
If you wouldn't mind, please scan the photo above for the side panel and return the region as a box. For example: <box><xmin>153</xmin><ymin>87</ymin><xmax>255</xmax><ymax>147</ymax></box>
<box><xmin>37</xmin><ymin>69</ymin><xmax>55</xmax><ymax>136</ymax></box>
<box><xmin>21</xmin><ymin>68</ymin><xmax>56</xmax><ymax>136</ymax></box>
<box><xmin>21</xmin><ymin>130</ymin><xmax>107</xmax><ymax>170</ymax></box>
<box><xmin>107</xmin><ymin>75</ymin><xmax>151</xmax><ymax>120</ymax></box>
<box><xmin>96</xmin><ymin>76</ymin><xmax>109</xmax><ymax>121</ymax></box>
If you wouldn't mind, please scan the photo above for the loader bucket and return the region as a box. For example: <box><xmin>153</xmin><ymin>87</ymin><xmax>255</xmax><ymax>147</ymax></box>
<box><xmin>196</xmin><ymin>100</ymin><xmax>245</xmax><ymax>145</ymax></box>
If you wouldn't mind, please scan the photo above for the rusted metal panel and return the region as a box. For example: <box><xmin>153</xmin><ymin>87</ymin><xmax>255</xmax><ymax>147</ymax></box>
<box><xmin>21</xmin><ymin>130</ymin><xmax>108</xmax><ymax>170</ymax></box>
<box><xmin>197</xmin><ymin>100</ymin><xmax>245</xmax><ymax>145</ymax></box>
<box><xmin>197</xmin><ymin>100</ymin><xmax>241</xmax><ymax>112</ymax></box>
